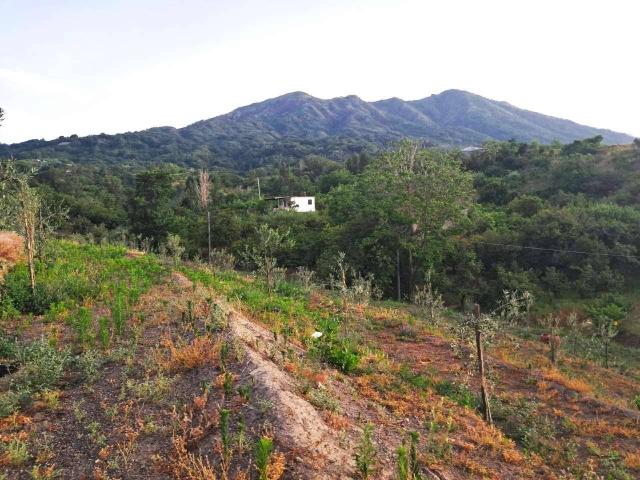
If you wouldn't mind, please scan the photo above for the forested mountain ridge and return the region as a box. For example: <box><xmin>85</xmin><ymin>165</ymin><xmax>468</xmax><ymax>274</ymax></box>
<box><xmin>0</xmin><ymin>90</ymin><xmax>633</xmax><ymax>170</ymax></box>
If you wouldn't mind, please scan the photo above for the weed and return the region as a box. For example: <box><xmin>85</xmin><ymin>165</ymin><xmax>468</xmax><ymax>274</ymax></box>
<box><xmin>172</xmin><ymin>433</ymin><xmax>217</xmax><ymax>480</ymax></box>
<box><xmin>491</xmin><ymin>397</ymin><xmax>556</xmax><ymax>456</ymax></box>
<box><xmin>97</xmin><ymin>316</ymin><xmax>111</xmax><ymax>349</ymax></box>
<box><xmin>424</xmin><ymin>433</ymin><xmax>452</xmax><ymax>463</ymax></box>
<box><xmin>128</xmin><ymin>374</ymin><xmax>173</xmax><ymax>403</ymax></box>
<box><xmin>397</xmin><ymin>443</ymin><xmax>409</xmax><ymax>480</ymax></box>
<box><xmin>2</xmin><ymin>438</ymin><xmax>30</xmax><ymax>466</ymax></box>
<box><xmin>237</xmin><ymin>383</ymin><xmax>252</xmax><ymax>402</ymax></box>
<box><xmin>307</xmin><ymin>387</ymin><xmax>340</xmax><ymax>412</ymax></box>
<box><xmin>399</xmin><ymin>366</ymin><xmax>432</xmax><ymax>390</ymax></box>
<box><xmin>37</xmin><ymin>390</ymin><xmax>60</xmax><ymax>410</ymax></box>
<box><xmin>30</xmin><ymin>464</ymin><xmax>60</xmax><ymax>480</ymax></box>
<box><xmin>310</xmin><ymin>317</ymin><xmax>361</xmax><ymax>373</ymax></box>
<box><xmin>87</xmin><ymin>421</ymin><xmax>107</xmax><ymax>447</ymax></box>
<box><xmin>72</xmin><ymin>400</ymin><xmax>86</xmax><ymax>423</ymax></box>
<box><xmin>70</xmin><ymin>306</ymin><xmax>93</xmax><ymax>345</ymax></box>
<box><xmin>77</xmin><ymin>349</ymin><xmax>102</xmax><ymax>383</ymax></box>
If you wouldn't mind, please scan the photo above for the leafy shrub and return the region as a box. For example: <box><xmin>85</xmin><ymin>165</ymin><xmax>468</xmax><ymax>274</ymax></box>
<box><xmin>76</xmin><ymin>349</ymin><xmax>102</xmax><ymax>382</ymax></box>
<box><xmin>414</xmin><ymin>272</ymin><xmax>445</xmax><ymax>325</ymax></box>
<box><xmin>209</xmin><ymin>248</ymin><xmax>235</xmax><ymax>270</ymax></box>
<box><xmin>310</xmin><ymin>317</ymin><xmax>361</xmax><ymax>373</ymax></box>
<box><xmin>12</xmin><ymin>339</ymin><xmax>68</xmax><ymax>393</ymax></box>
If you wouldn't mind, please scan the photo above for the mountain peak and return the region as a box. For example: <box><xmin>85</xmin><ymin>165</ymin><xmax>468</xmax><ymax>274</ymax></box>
<box><xmin>1</xmin><ymin>90</ymin><xmax>633</xmax><ymax>170</ymax></box>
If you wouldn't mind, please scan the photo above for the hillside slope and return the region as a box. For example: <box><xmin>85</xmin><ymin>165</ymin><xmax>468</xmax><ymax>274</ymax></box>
<box><xmin>0</xmin><ymin>90</ymin><xmax>633</xmax><ymax>170</ymax></box>
<box><xmin>0</xmin><ymin>242</ymin><xmax>638</xmax><ymax>479</ymax></box>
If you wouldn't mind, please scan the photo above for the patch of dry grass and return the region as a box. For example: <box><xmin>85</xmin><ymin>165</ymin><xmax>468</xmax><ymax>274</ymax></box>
<box><xmin>541</xmin><ymin>368</ymin><xmax>592</xmax><ymax>394</ymax></box>
<box><xmin>624</xmin><ymin>451</ymin><xmax>640</xmax><ymax>471</ymax></box>
<box><xmin>161</xmin><ymin>336</ymin><xmax>220</xmax><ymax>372</ymax></box>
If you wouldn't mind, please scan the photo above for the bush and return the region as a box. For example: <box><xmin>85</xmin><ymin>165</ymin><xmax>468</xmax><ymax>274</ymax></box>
<box><xmin>12</xmin><ymin>339</ymin><xmax>68</xmax><ymax>393</ymax></box>
<box><xmin>311</xmin><ymin>317</ymin><xmax>361</xmax><ymax>373</ymax></box>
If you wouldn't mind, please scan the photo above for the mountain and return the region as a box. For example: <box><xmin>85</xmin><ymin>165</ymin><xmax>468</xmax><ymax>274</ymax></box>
<box><xmin>1</xmin><ymin>90</ymin><xmax>633</xmax><ymax>170</ymax></box>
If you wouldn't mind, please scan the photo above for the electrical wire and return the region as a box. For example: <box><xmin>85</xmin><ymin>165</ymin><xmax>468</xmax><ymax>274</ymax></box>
<box><xmin>473</xmin><ymin>241</ymin><xmax>639</xmax><ymax>260</ymax></box>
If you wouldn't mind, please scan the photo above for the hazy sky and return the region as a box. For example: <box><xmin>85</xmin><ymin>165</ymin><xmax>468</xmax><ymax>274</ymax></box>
<box><xmin>1</xmin><ymin>0</ymin><xmax>638</xmax><ymax>143</ymax></box>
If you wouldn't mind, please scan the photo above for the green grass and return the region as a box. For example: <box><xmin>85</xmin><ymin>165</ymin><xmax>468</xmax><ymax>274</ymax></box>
<box><xmin>0</xmin><ymin>240</ymin><xmax>166</xmax><ymax>317</ymax></box>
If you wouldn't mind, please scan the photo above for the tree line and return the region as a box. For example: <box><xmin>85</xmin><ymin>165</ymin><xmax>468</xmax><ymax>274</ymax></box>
<box><xmin>5</xmin><ymin>135</ymin><xmax>640</xmax><ymax>307</ymax></box>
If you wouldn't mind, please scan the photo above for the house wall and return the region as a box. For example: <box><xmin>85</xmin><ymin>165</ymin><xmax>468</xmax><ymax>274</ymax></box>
<box><xmin>290</xmin><ymin>196</ymin><xmax>315</xmax><ymax>212</ymax></box>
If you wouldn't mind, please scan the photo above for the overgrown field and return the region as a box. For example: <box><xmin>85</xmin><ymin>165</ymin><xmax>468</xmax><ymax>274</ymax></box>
<box><xmin>0</xmin><ymin>241</ymin><xmax>638</xmax><ymax>479</ymax></box>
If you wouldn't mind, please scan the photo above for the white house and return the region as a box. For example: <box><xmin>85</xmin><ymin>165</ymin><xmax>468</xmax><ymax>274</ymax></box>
<box><xmin>270</xmin><ymin>196</ymin><xmax>316</xmax><ymax>212</ymax></box>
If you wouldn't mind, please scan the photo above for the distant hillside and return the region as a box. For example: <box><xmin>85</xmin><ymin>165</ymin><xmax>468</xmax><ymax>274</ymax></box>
<box><xmin>0</xmin><ymin>90</ymin><xmax>633</xmax><ymax>170</ymax></box>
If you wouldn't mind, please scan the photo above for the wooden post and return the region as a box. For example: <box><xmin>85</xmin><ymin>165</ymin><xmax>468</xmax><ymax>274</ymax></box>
<box><xmin>207</xmin><ymin>209</ymin><xmax>212</xmax><ymax>264</ymax></box>
<box><xmin>396</xmin><ymin>248</ymin><xmax>401</xmax><ymax>302</ymax></box>
<box><xmin>257</xmin><ymin>178</ymin><xmax>261</xmax><ymax>199</ymax></box>
<box><xmin>474</xmin><ymin>304</ymin><xmax>492</xmax><ymax>425</ymax></box>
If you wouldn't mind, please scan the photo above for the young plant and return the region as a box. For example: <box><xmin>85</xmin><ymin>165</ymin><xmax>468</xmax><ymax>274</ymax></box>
<box><xmin>97</xmin><ymin>316</ymin><xmax>111</xmax><ymax>349</ymax></box>
<box><xmin>71</xmin><ymin>306</ymin><xmax>93</xmax><ymax>345</ymax></box>
<box><xmin>414</xmin><ymin>270</ymin><xmax>445</xmax><ymax>326</ymax></box>
<box><xmin>457</xmin><ymin>305</ymin><xmax>497</xmax><ymax>424</ymax></box>
<box><xmin>539</xmin><ymin>314</ymin><xmax>561</xmax><ymax>365</ymax></box>
<box><xmin>409</xmin><ymin>431</ymin><xmax>420</xmax><ymax>479</ymax></box>
<box><xmin>243</xmin><ymin>225</ymin><xmax>294</xmax><ymax>295</ymax></box>
<box><xmin>220</xmin><ymin>408</ymin><xmax>231</xmax><ymax>461</ymax></box>
<box><xmin>295</xmin><ymin>266</ymin><xmax>316</xmax><ymax>293</ymax></box>
<box><xmin>111</xmin><ymin>289</ymin><xmax>128</xmax><ymax>337</ymax></box>
<box><xmin>397</xmin><ymin>443</ymin><xmax>409</xmax><ymax>480</ymax></box>
<box><xmin>355</xmin><ymin>423</ymin><xmax>376</xmax><ymax>479</ymax></box>
<box><xmin>165</xmin><ymin>233</ymin><xmax>185</xmax><ymax>266</ymax></box>
<box><xmin>254</xmin><ymin>436</ymin><xmax>274</xmax><ymax>480</ymax></box>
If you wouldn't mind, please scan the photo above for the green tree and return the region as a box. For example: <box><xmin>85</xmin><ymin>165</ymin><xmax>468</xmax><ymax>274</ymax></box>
<box><xmin>326</xmin><ymin>141</ymin><xmax>475</xmax><ymax>298</ymax></box>
<box><xmin>129</xmin><ymin>166</ymin><xmax>178</xmax><ymax>245</ymax></box>
<box><xmin>244</xmin><ymin>225</ymin><xmax>294</xmax><ymax>294</ymax></box>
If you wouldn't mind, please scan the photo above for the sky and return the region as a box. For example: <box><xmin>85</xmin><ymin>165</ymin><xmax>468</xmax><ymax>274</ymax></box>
<box><xmin>1</xmin><ymin>0</ymin><xmax>639</xmax><ymax>143</ymax></box>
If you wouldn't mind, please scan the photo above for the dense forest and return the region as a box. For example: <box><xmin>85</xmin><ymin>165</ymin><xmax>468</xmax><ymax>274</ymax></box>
<box><xmin>14</xmin><ymin>135</ymin><xmax>640</xmax><ymax>309</ymax></box>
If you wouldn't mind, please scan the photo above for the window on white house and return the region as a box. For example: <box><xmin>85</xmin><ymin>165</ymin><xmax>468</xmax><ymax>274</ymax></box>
<box><xmin>308</xmin><ymin>199</ymin><xmax>313</xmax><ymax>205</ymax></box>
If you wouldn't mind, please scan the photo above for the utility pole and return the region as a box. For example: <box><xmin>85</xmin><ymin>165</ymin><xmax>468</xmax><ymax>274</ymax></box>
<box><xmin>257</xmin><ymin>178</ymin><xmax>261</xmax><ymax>199</ymax></box>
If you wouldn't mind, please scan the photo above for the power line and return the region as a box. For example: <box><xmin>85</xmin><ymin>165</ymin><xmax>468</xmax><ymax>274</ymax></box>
<box><xmin>472</xmin><ymin>241</ymin><xmax>639</xmax><ymax>260</ymax></box>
